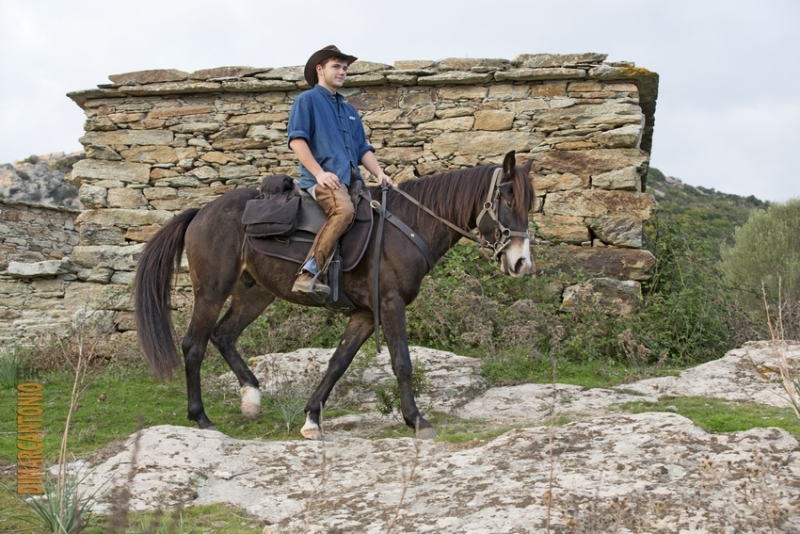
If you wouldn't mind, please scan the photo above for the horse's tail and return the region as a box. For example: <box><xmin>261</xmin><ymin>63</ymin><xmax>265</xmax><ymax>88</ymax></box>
<box><xmin>133</xmin><ymin>208</ymin><xmax>200</xmax><ymax>380</ymax></box>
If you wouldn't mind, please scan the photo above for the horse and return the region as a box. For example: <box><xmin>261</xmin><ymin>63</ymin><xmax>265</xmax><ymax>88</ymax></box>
<box><xmin>133</xmin><ymin>150</ymin><xmax>534</xmax><ymax>440</ymax></box>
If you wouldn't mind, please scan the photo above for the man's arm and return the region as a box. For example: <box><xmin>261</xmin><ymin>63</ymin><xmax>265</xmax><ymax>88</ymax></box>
<box><xmin>360</xmin><ymin>150</ymin><xmax>393</xmax><ymax>187</ymax></box>
<box><xmin>289</xmin><ymin>138</ymin><xmax>343</xmax><ymax>189</ymax></box>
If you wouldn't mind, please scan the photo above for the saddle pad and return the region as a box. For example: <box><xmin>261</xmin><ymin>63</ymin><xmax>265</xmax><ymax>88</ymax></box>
<box><xmin>247</xmin><ymin>190</ymin><xmax>373</xmax><ymax>272</ymax></box>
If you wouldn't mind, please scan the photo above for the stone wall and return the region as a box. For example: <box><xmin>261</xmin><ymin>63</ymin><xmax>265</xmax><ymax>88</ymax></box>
<box><xmin>66</xmin><ymin>52</ymin><xmax>658</xmax><ymax>284</ymax></box>
<box><xmin>0</xmin><ymin>199</ymin><xmax>80</xmax><ymax>269</ymax></box>
<box><xmin>0</xmin><ymin>52</ymin><xmax>660</xmax><ymax>348</ymax></box>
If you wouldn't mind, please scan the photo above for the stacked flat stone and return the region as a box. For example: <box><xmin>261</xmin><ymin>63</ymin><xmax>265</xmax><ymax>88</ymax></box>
<box><xmin>67</xmin><ymin>52</ymin><xmax>658</xmax><ymax>286</ymax></box>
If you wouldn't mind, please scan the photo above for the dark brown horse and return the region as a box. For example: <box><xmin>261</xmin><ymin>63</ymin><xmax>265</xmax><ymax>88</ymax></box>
<box><xmin>134</xmin><ymin>151</ymin><xmax>534</xmax><ymax>439</ymax></box>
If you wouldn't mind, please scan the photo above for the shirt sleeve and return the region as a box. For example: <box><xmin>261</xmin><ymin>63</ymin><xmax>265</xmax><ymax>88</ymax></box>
<box><xmin>287</xmin><ymin>93</ymin><xmax>313</xmax><ymax>147</ymax></box>
<box><xmin>351</xmin><ymin>106</ymin><xmax>375</xmax><ymax>161</ymax></box>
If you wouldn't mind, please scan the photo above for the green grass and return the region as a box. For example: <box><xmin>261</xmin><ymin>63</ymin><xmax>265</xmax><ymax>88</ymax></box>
<box><xmin>0</xmin><ymin>479</ymin><xmax>263</xmax><ymax>534</ymax></box>
<box><xmin>618</xmin><ymin>396</ymin><xmax>800</xmax><ymax>437</ymax></box>
<box><xmin>0</xmin><ymin>357</ymin><xmax>360</xmax><ymax>468</ymax></box>
<box><xmin>480</xmin><ymin>349</ymin><xmax>681</xmax><ymax>389</ymax></box>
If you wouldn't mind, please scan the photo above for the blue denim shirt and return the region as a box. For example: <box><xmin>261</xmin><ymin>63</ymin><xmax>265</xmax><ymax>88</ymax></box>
<box><xmin>287</xmin><ymin>84</ymin><xmax>374</xmax><ymax>189</ymax></box>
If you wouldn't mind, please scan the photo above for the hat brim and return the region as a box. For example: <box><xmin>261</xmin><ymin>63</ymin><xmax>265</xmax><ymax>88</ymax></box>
<box><xmin>304</xmin><ymin>47</ymin><xmax>358</xmax><ymax>87</ymax></box>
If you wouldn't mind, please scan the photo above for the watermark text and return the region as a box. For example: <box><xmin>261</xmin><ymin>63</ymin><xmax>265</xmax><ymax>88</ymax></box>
<box><xmin>16</xmin><ymin>382</ymin><xmax>43</xmax><ymax>495</ymax></box>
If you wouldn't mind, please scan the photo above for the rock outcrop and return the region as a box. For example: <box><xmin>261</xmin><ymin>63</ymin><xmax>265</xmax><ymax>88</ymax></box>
<box><xmin>77</xmin><ymin>341</ymin><xmax>800</xmax><ymax>533</ymax></box>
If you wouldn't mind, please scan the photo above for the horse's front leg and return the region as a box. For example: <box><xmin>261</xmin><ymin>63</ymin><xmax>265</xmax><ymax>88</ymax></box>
<box><xmin>381</xmin><ymin>295</ymin><xmax>436</xmax><ymax>440</ymax></box>
<box><xmin>301</xmin><ymin>310</ymin><xmax>375</xmax><ymax>440</ymax></box>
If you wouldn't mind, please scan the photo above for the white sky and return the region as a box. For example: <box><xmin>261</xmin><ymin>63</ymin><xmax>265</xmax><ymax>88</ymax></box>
<box><xmin>1</xmin><ymin>0</ymin><xmax>797</xmax><ymax>202</ymax></box>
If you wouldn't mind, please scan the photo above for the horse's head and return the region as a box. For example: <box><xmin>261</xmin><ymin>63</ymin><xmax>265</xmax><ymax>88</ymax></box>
<box><xmin>476</xmin><ymin>151</ymin><xmax>534</xmax><ymax>277</ymax></box>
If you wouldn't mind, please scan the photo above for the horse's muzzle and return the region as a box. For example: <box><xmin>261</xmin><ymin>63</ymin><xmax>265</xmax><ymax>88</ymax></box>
<box><xmin>500</xmin><ymin>238</ymin><xmax>531</xmax><ymax>277</ymax></box>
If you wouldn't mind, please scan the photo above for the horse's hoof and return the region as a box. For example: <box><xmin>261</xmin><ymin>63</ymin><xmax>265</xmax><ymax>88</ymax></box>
<box><xmin>415</xmin><ymin>426</ymin><xmax>436</xmax><ymax>440</ymax></box>
<box><xmin>240</xmin><ymin>386</ymin><xmax>262</xmax><ymax>420</ymax></box>
<box><xmin>300</xmin><ymin>426</ymin><xmax>323</xmax><ymax>440</ymax></box>
<box><xmin>206</xmin><ymin>425</ymin><xmax>218</xmax><ymax>431</ymax></box>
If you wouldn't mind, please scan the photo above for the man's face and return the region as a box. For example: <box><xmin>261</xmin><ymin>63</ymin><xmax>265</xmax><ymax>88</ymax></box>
<box><xmin>316</xmin><ymin>59</ymin><xmax>348</xmax><ymax>91</ymax></box>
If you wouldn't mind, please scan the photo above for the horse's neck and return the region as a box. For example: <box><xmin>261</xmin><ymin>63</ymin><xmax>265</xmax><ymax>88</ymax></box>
<box><xmin>403</xmin><ymin>171</ymin><xmax>489</xmax><ymax>260</ymax></box>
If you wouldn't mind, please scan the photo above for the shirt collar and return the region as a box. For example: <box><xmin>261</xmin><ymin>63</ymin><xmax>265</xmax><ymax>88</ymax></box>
<box><xmin>313</xmin><ymin>83</ymin><xmax>341</xmax><ymax>100</ymax></box>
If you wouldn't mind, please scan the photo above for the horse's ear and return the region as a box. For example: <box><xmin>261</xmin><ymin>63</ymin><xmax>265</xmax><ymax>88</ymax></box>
<box><xmin>502</xmin><ymin>151</ymin><xmax>516</xmax><ymax>178</ymax></box>
<box><xmin>522</xmin><ymin>158</ymin><xmax>533</xmax><ymax>174</ymax></box>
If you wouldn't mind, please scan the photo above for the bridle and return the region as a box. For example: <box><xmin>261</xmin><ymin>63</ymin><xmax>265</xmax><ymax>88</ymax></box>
<box><xmin>368</xmin><ymin>166</ymin><xmax>530</xmax><ymax>352</ymax></box>
<box><xmin>389</xmin><ymin>167</ymin><xmax>530</xmax><ymax>261</ymax></box>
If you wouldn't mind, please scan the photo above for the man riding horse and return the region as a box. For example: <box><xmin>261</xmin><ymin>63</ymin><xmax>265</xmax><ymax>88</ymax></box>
<box><xmin>289</xmin><ymin>45</ymin><xmax>393</xmax><ymax>299</ymax></box>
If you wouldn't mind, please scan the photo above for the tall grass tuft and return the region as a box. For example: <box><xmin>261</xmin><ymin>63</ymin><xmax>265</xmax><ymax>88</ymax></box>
<box><xmin>0</xmin><ymin>347</ymin><xmax>27</xmax><ymax>389</ymax></box>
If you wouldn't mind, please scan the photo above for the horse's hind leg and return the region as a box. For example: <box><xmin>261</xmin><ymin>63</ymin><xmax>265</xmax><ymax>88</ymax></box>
<box><xmin>301</xmin><ymin>310</ymin><xmax>375</xmax><ymax>440</ymax></box>
<box><xmin>182</xmin><ymin>292</ymin><xmax>229</xmax><ymax>429</ymax></box>
<box><xmin>211</xmin><ymin>271</ymin><xmax>276</xmax><ymax>420</ymax></box>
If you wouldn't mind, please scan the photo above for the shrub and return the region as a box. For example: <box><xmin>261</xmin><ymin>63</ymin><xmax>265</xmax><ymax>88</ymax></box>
<box><xmin>720</xmin><ymin>199</ymin><xmax>800</xmax><ymax>312</ymax></box>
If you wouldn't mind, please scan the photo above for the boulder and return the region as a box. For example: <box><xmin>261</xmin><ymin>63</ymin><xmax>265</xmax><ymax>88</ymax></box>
<box><xmin>560</xmin><ymin>277</ymin><xmax>642</xmax><ymax>315</ymax></box>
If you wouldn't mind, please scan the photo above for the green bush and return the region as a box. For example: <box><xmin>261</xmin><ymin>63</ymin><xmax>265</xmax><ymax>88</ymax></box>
<box><xmin>720</xmin><ymin>198</ymin><xmax>800</xmax><ymax>311</ymax></box>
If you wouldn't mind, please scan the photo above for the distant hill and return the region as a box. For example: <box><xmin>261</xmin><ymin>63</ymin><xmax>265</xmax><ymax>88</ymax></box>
<box><xmin>647</xmin><ymin>167</ymin><xmax>767</xmax><ymax>246</ymax></box>
<box><xmin>0</xmin><ymin>152</ymin><xmax>84</xmax><ymax>210</ymax></box>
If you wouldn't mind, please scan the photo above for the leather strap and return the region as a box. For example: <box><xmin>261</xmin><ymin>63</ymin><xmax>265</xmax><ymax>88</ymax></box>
<box><xmin>371</xmin><ymin>184</ymin><xmax>388</xmax><ymax>353</ymax></box>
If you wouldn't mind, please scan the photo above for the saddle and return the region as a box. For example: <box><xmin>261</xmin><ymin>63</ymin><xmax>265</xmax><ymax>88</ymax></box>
<box><xmin>242</xmin><ymin>175</ymin><xmax>373</xmax><ymax>310</ymax></box>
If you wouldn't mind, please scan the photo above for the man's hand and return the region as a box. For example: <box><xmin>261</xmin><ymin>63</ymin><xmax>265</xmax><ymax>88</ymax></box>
<box><xmin>375</xmin><ymin>171</ymin><xmax>393</xmax><ymax>187</ymax></box>
<box><xmin>315</xmin><ymin>171</ymin><xmax>341</xmax><ymax>189</ymax></box>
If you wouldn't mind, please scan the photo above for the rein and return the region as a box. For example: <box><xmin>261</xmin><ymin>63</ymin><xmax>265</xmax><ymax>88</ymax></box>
<box><xmin>366</xmin><ymin>167</ymin><xmax>530</xmax><ymax>350</ymax></box>
<box><xmin>391</xmin><ymin>167</ymin><xmax>530</xmax><ymax>260</ymax></box>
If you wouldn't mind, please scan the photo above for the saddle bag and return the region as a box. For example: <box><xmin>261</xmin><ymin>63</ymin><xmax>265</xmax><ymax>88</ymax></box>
<box><xmin>242</xmin><ymin>175</ymin><xmax>301</xmax><ymax>237</ymax></box>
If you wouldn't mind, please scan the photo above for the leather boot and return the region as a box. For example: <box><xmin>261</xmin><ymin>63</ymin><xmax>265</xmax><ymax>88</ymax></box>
<box><xmin>292</xmin><ymin>272</ymin><xmax>330</xmax><ymax>299</ymax></box>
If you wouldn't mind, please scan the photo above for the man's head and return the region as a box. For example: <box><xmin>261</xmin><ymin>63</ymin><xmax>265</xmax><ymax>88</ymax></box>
<box><xmin>304</xmin><ymin>45</ymin><xmax>357</xmax><ymax>88</ymax></box>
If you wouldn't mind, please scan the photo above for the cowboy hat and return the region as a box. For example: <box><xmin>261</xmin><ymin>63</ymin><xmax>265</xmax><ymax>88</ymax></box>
<box><xmin>304</xmin><ymin>45</ymin><xmax>357</xmax><ymax>87</ymax></box>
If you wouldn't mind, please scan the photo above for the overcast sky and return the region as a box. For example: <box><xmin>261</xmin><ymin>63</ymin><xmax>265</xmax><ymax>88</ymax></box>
<box><xmin>1</xmin><ymin>0</ymin><xmax>797</xmax><ymax>202</ymax></box>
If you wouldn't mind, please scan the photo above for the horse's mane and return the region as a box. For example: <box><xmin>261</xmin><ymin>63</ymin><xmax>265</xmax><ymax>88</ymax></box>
<box><xmin>394</xmin><ymin>163</ymin><xmax>533</xmax><ymax>229</ymax></box>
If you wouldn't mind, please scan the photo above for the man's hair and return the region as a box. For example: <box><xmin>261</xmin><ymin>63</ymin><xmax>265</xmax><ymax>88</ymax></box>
<box><xmin>319</xmin><ymin>56</ymin><xmax>350</xmax><ymax>68</ymax></box>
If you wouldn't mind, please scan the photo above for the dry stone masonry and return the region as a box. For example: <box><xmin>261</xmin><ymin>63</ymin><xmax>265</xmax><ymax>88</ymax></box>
<box><xmin>1</xmin><ymin>52</ymin><xmax>659</xmax><ymax>347</ymax></box>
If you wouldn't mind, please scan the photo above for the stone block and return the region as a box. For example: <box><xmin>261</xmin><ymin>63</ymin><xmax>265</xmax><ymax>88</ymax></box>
<box><xmin>516</xmin><ymin>53</ymin><xmax>607</xmax><ymax>68</ymax></box>
<box><xmin>229</xmin><ymin>112</ymin><xmax>290</xmax><ymax>125</ymax></box>
<box><xmin>589</xmin><ymin>215</ymin><xmax>643</xmax><ymax>248</ymax></box>
<box><xmin>474</xmin><ymin>110</ymin><xmax>515</xmax><ymax>131</ymax></box>
<box><xmin>76</xmin><ymin>209</ymin><xmax>173</xmax><ymax>228</ymax></box>
<box><xmin>71</xmin><ymin>243</ymin><xmax>146</xmax><ymax>271</ymax></box>
<box><xmin>529</xmin><ymin>102</ymin><xmax>643</xmax><ymax>130</ymax></box>
<box><xmin>544</xmin><ymin>190</ymin><xmax>655</xmax><ymax>220</ymax></box>
<box><xmin>535</xmin><ymin>246</ymin><xmax>655</xmax><ymax>281</ymax></box>
<box><xmin>362</xmin><ymin>110</ymin><xmax>403</xmax><ymax>127</ymax></box>
<box><xmin>79</xmin><ymin>183</ymin><xmax>108</xmax><ymax>209</ymax></box>
<box><xmin>107</xmin><ymin>188</ymin><xmax>149</xmax><ymax>208</ymax></box>
<box><xmin>437</xmin><ymin>86</ymin><xmax>488</xmax><ymax>100</ymax></box>
<box><xmin>79</xmin><ymin>225</ymin><xmax>126</xmax><ymax>246</ymax></box>
<box><xmin>561</xmin><ymin>278</ymin><xmax>641</xmax><ymax>316</ymax></box>
<box><xmin>219</xmin><ymin>165</ymin><xmax>259</xmax><ymax>179</ymax></box>
<box><xmin>169</xmin><ymin>122</ymin><xmax>221</xmax><ymax>134</ymax></box>
<box><xmin>148</xmin><ymin>105</ymin><xmax>214</xmax><ymax>119</ymax></box>
<box><xmin>71</xmin><ymin>159</ymin><xmax>151</xmax><ymax>185</ymax></box>
<box><xmin>80</xmin><ymin>130</ymin><xmax>174</xmax><ymax>147</ymax></box>
<box><xmin>592</xmin><ymin>167</ymin><xmax>641</xmax><ymax>191</ymax></box>
<box><xmin>533</xmin><ymin>215</ymin><xmax>589</xmax><ymax>245</ymax></box>
<box><xmin>529</xmin><ymin>148</ymin><xmax>648</xmax><ymax>180</ymax></box>
<box><xmin>109</xmin><ymin>69</ymin><xmax>189</xmax><ymax>85</ymax></box>
<box><xmin>595</xmin><ymin>124</ymin><xmax>642</xmax><ymax>148</ymax></box>
<box><xmin>431</xmin><ymin>131</ymin><xmax>537</xmax><ymax>158</ymax></box>
<box><xmin>543</xmin><ymin>190</ymin><xmax>607</xmax><ymax>218</ymax></box>
<box><xmin>496</xmin><ymin>68</ymin><xmax>586</xmax><ymax>82</ymax></box>
<box><xmin>375</xmin><ymin>147</ymin><xmax>424</xmax><ymax>166</ymax></box>
<box><xmin>532</xmin><ymin>173</ymin><xmax>588</xmax><ymax>193</ymax></box>
<box><xmin>417</xmin><ymin>117</ymin><xmax>474</xmax><ymax>132</ymax></box>
<box><xmin>125</xmin><ymin>226</ymin><xmax>161</xmax><ymax>243</ymax></box>
<box><xmin>418</xmin><ymin>72</ymin><xmax>493</xmax><ymax>85</ymax></box>
<box><xmin>8</xmin><ymin>259</ymin><xmax>71</xmax><ymax>279</ymax></box>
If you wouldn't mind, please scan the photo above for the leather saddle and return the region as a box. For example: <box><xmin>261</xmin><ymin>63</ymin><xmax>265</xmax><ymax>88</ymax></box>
<box><xmin>246</xmin><ymin>181</ymin><xmax>373</xmax><ymax>273</ymax></box>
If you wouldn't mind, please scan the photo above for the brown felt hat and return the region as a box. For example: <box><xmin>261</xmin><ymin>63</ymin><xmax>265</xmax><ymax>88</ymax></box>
<box><xmin>304</xmin><ymin>45</ymin><xmax>357</xmax><ymax>86</ymax></box>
